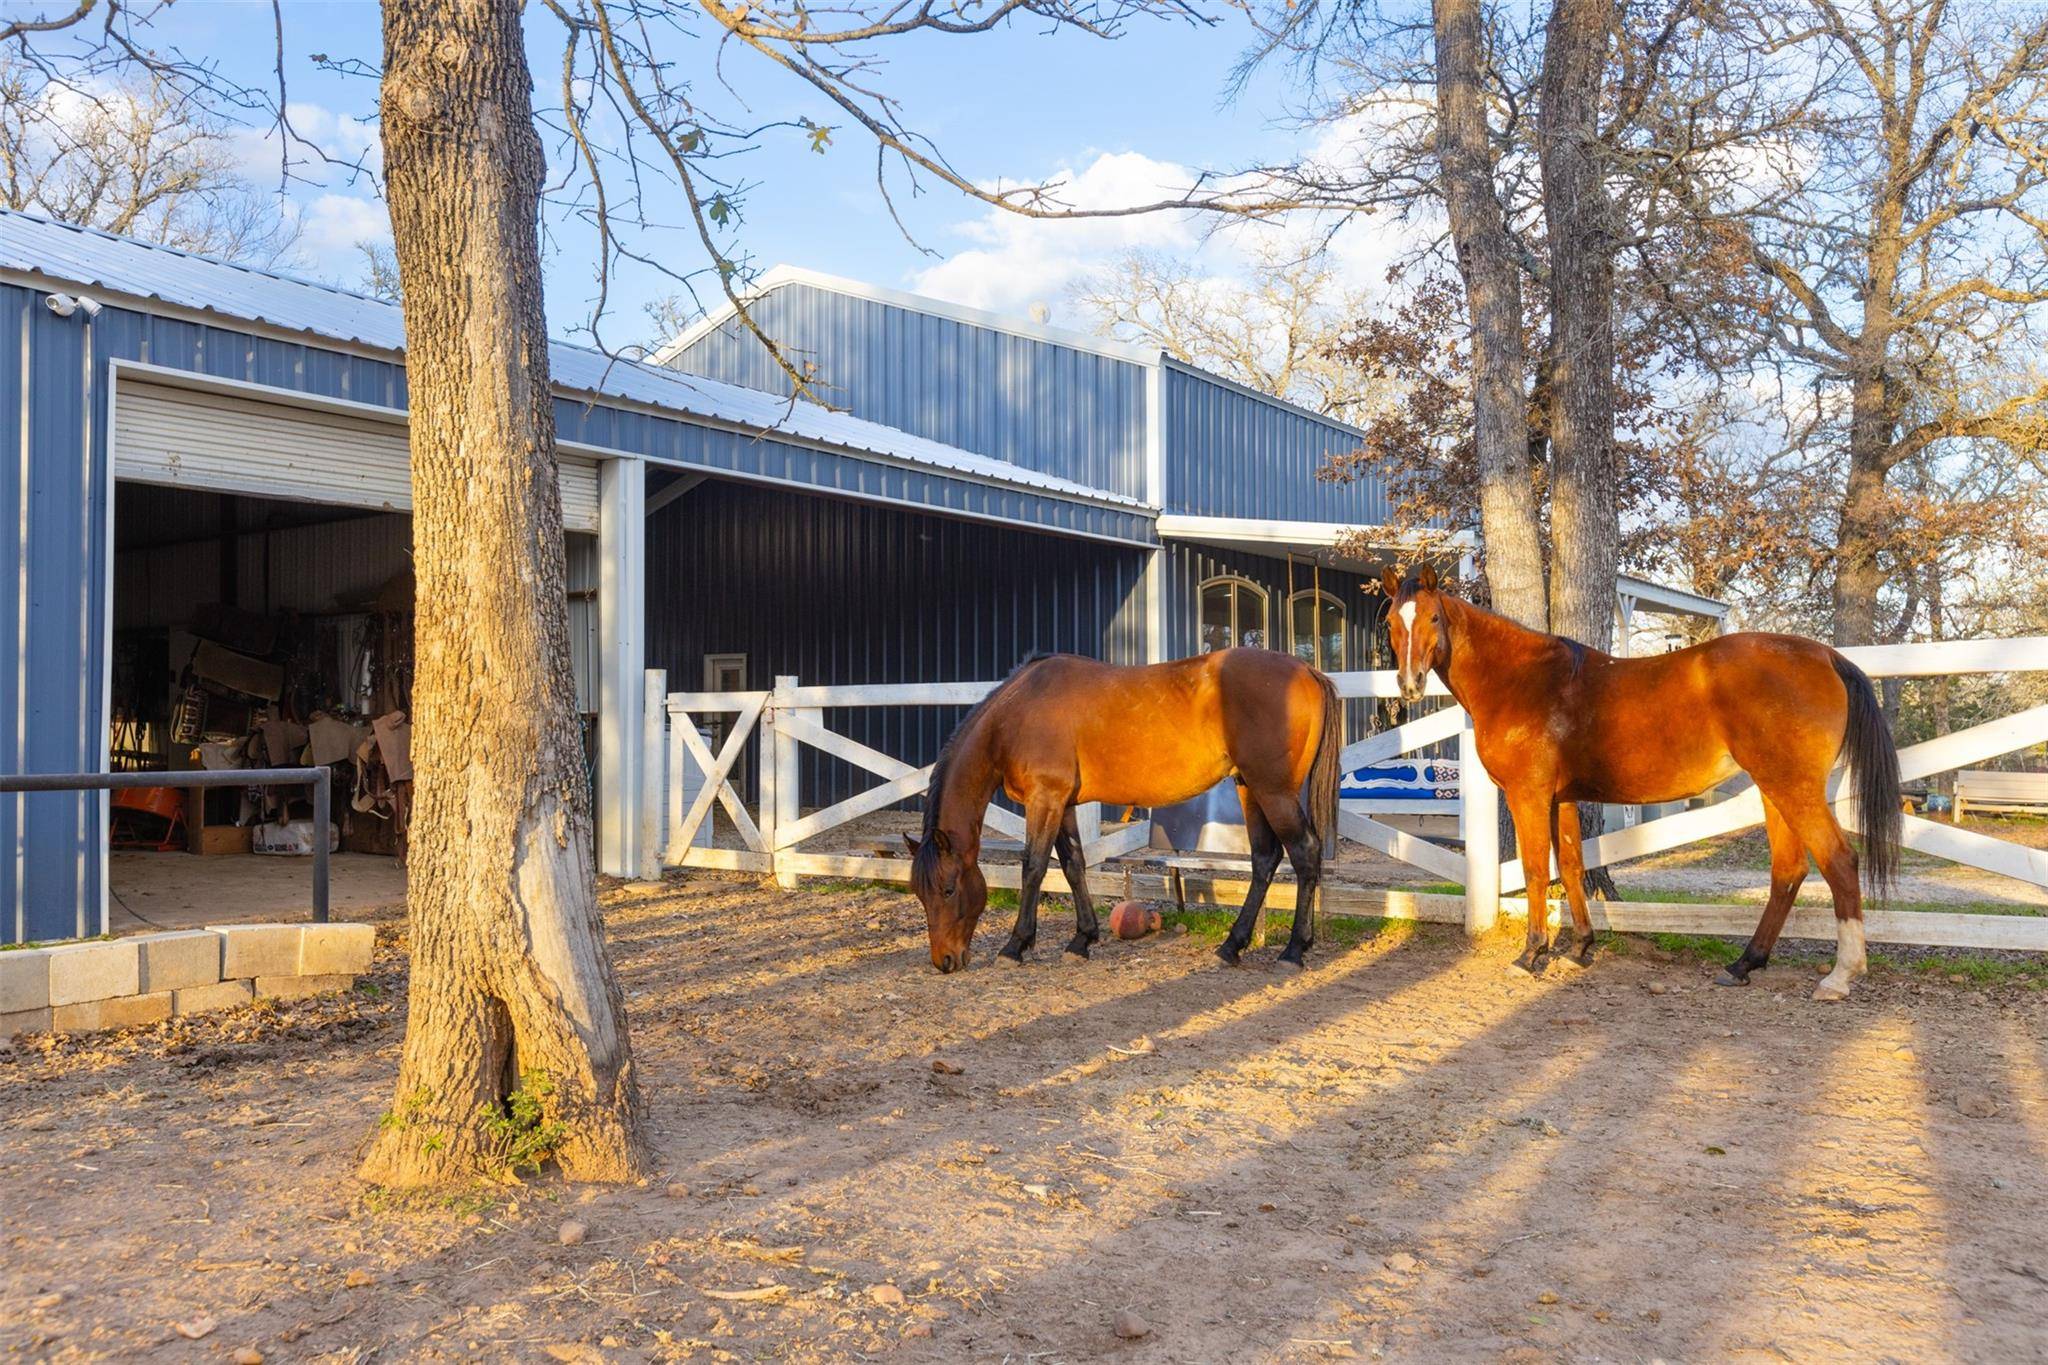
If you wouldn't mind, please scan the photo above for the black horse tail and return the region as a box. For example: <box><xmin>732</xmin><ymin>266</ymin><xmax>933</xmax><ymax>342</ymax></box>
<box><xmin>1308</xmin><ymin>668</ymin><xmax>1344</xmax><ymax>856</ymax></box>
<box><xmin>1832</xmin><ymin>652</ymin><xmax>1900</xmax><ymax>900</ymax></box>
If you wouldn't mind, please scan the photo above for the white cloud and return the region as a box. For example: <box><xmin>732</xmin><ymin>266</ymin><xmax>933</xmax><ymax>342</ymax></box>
<box><xmin>290</xmin><ymin>193</ymin><xmax>390</xmax><ymax>278</ymax></box>
<box><xmin>907</xmin><ymin>128</ymin><xmax>1442</xmax><ymax>329</ymax></box>
<box><xmin>907</xmin><ymin>151</ymin><xmax>1206</xmax><ymax>318</ymax></box>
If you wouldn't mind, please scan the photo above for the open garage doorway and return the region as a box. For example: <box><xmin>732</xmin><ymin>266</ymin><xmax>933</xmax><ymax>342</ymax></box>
<box><xmin>105</xmin><ymin>481</ymin><xmax>601</xmax><ymax>932</ymax></box>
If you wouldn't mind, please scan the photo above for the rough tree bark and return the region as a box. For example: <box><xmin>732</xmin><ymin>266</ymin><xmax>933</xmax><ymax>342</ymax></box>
<box><xmin>1433</xmin><ymin>0</ymin><xmax>1547</xmax><ymax>628</ymax></box>
<box><xmin>1538</xmin><ymin>0</ymin><xmax>1619</xmax><ymax>653</ymax></box>
<box><xmin>359</xmin><ymin>0</ymin><xmax>649</xmax><ymax>1186</ymax></box>
<box><xmin>1537</xmin><ymin>0</ymin><xmax>1623</xmax><ymax>900</ymax></box>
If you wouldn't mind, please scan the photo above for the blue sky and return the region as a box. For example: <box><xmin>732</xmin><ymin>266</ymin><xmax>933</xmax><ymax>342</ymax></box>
<box><xmin>133</xmin><ymin>0</ymin><xmax>1374</xmax><ymax>344</ymax></box>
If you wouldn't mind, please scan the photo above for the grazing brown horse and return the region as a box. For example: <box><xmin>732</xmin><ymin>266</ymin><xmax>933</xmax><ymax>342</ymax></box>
<box><xmin>1382</xmin><ymin>566</ymin><xmax>1900</xmax><ymax>1000</ymax></box>
<box><xmin>905</xmin><ymin>650</ymin><xmax>1341</xmax><ymax>973</ymax></box>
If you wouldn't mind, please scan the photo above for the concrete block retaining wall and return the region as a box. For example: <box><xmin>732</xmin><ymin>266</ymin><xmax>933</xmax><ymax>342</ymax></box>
<box><xmin>0</xmin><ymin>923</ymin><xmax>374</xmax><ymax>1040</ymax></box>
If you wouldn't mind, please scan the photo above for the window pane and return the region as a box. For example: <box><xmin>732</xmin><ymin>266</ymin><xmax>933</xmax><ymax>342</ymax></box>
<box><xmin>1201</xmin><ymin>582</ymin><xmax>1233</xmax><ymax>653</ymax></box>
<box><xmin>1323</xmin><ymin>600</ymin><xmax>1346</xmax><ymax>670</ymax></box>
<box><xmin>1289</xmin><ymin>595</ymin><xmax>1317</xmax><ymax>664</ymax></box>
<box><xmin>1236</xmin><ymin>584</ymin><xmax>1267</xmax><ymax>650</ymax></box>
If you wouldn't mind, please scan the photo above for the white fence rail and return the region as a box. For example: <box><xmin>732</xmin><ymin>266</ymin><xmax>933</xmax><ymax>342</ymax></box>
<box><xmin>647</xmin><ymin>635</ymin><xmax>2048</xmax><ymax>952</ymax></box>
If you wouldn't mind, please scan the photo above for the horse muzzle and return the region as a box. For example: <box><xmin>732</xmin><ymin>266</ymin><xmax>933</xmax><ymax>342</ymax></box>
<box><xmin>933</xmin><ymin>949</ymin><xmax>966</xmax><ymax>974</ymax></box>
<box><xmin>1398</xmin><ymin>676</ymin><xmax>1427</xmax><ymax>705</ymax></box>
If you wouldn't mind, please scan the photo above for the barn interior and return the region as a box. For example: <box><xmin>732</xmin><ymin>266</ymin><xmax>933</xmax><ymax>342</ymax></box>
<box><xmin>103</xmin><ymin>480</ymin><xmax>599</xmax><ymax>926</ymax></box>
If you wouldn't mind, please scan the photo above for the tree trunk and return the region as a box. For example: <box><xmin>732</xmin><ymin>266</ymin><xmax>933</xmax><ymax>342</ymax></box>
<box><xmin>1832</xmin><ymin>368</ymin><xmax>1892</xmax><ymax>647</ymax></box>
<box><xmin>1539</xmin><ymin>0</ymin><xmax>1622</xmax><ymax>901</ymax></box>
<box><xmin>360</xmin><ymin>0</ymin><xmax>649</xmax><ymax>1187</ymax></box>
<box><xmin>1434</xmin><ymin>0</ymin><xmax>1547</xmax><ymax>628</ymax></box>
<box><xmin>1538</xmin><ymin>0</ymin><xmax>1619</xmax><ymax>653</ymax></box>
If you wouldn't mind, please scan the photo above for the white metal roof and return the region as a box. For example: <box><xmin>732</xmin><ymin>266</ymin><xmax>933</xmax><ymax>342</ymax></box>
<box><xmin>0</xmin><ymin>210</ymin><xmax>1148</xmax><ymax>511</ymax></box>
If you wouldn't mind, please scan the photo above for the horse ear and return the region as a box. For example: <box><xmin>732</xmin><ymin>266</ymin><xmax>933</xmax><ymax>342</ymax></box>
<box><xmin>1379</xmin><ymin>566</ymin><xmax>1401</xmax><ymax>596</ymax></box>
<box><xmin>902</xmin><ymin>833</ymin><xmax>920</xmax><ymax>857</ymax></box>
<box><xmin>1416</xmin><ymin>563</ymin><xmax>1439</xmax><ymax>591</ymax></box>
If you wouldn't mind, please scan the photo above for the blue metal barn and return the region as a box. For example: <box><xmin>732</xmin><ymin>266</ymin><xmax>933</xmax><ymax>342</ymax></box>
<box><xmin>3</xmin><ymin>215</ymin><xmax>1456</xmax><ymax>944</ymax></box>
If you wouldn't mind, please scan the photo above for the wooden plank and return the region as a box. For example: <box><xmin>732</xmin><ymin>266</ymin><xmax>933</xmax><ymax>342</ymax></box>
<box><xmin>778</xmin><ymin>680</ymin><xmax>999</xmax><ymax>709</ymax></box>
<box><xmin>1897</xmin><ymin>815</ymin><xmax>2048</xmax><ymax>889</ymax></box>
<box><xmin>678</xmin><ymin>846</ymin><xmax>775</xmax><ymax>873</ymax></box>
<box><xmin>640</xmin><ymin>668</ymin><xmax>667</xmax><ymax>881</ymax></box>
<box><xmin>1886</xmin><ymin>704</ymin><xmax>2048</xmax><ymax>786</ymax></box>
<box><xmin>1338</xmin><ymin>808</ymin><xmax>1466</xmax><ymax>881</ymax></box>
<box><xmin>1326</xmin><ymin>669</ymin><xmax>1454</xmax><ymax>700</ymax></box>
<box><xmin>670</xmin><ymin>693</ymin><xmax>766</xmax><ymax>855</ymax></box>
<box><xmin>776</xmin><ymin>711</ymin><xmax>910</xmax><ymax>782</ymax></box>
<box><xmin>1497</xmin><ymin>896</ymin><xmax>2048</xmax><ymax>951</ymax></box>
<box><xmin>779</xmin><ymin>765</ymin><xmax>933</xmax><ymax>849</ymax></box>
<box><xmin>1337</xmin><ymin>705</ymin><xmax>1466</xmax><ymax>771</ymax></box>
<box><xmin>665</xmin><ymin>689</ymin><xmax>771</xmax><ymax>713</ymax></box>
<box><xmin>770</xmin><ymin>708</ymin><xmax>1024</xmax><ymax>843</ymax></box>
<box><xmin>1083</xmin><ymin>819</ymin><xmax>1154</xmax><ymax>865</ymax></box>
<box><xmin>1838</xmin><ymin>636</ymin><xmax>2048</xmax><ymax>678</ymax></box>
<box><xmin>1460</xmin><ymin>725</ymin><xmax>1500</xmax><ymax>934</ymax></box>
<box><xmin>1502</xmin><ymin>789</ymin><xmax>1768</xmax><ymax>893</ymax></box>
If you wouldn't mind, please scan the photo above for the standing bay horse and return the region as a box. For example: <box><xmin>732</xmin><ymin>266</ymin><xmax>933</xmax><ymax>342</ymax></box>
<box><xmin>905</xmin><ymin>650</ymin><xmax>1342</xmax><ymax>973</ymax></box>
<box><xmin>1382</xmin><ymin>566</ymin><xmax>1901</xmax><ymax>1000</ymax></box>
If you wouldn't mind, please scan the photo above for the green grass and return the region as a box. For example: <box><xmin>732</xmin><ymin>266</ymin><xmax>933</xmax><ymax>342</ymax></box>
<box><xmin>1899</xmin><ymin>955</ymin><xmax>2047</xmax><ymax>987</ymax></box>
<box><xmin>1646</xmin><ymin>932</ymin><xmax>1743</xmax><ymax>965</ymax></box>
<box><xmin>1</xmin><ymin>932</ymin><xmax>115</xmax><ymax>951</ymax></box>
<box><xmin>1161</xmin><ymin>906</ymin><xmax>1410</xmax><ymax>950</ymax></box>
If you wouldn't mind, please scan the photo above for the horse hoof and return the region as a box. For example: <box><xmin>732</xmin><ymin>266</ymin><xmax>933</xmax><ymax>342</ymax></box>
<box><xmin>1811</xmin><ymin>978</ymin><xmax>1851</xmax><ymax>1002</ymax></box>
<box><xmin>1509</xmin><ymin>950</ymin><xmax>1548</xmax><ymax>976</ymax></box>
<box><xmin>1714</xmin><ymin>967</ymin><xmax>1750</xmax><ymax>988</ymax></box>
<box><xmin>1214</xmin><ymin>944</ymin><xmax>1242</xmax><ymax>968</ymax></box>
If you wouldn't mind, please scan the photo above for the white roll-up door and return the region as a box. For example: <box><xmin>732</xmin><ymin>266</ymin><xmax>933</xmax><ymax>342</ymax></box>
<box><xmin>113</xmin><ymin>379</ymin><xmax>601</xmax><ymax>532</ymax></box>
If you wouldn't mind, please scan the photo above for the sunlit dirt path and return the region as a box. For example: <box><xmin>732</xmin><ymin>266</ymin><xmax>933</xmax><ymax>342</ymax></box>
<box><xmin>4</xmin><ymin>873</ymin><xmax>2045</xmax><ymax>1361</ymax></box>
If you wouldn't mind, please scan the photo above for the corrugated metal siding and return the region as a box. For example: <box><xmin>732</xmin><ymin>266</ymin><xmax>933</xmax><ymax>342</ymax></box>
<box><xmin>4</xmin><ymin>282</ymin><xmax>110</xmax><ymax>942</ymax></box>
<box><xmin>646</xmin><ymin>479</ymin><xmax>1148</xmax><ymax>809</ymax></box>
<box><xmin>1163</xmin><ymin>362</ymin><xmax>1389</xmax><ymax>523</ymax></box>
<box><xmin>671</xmin><ymin>283</ymin><xmax>1150</xmax><ymax>501</ymax></box>
<box><xmin>114</xmin><ymin>381</ymin><xmax>601</xmax><ymax>531</ymax></box>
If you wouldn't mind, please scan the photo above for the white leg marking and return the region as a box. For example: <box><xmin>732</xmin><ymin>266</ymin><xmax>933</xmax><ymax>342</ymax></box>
<box><xmin>1813</xmin><ymin>917</ymin><xmax>1867</xmax><ymax>1001</ymax></box>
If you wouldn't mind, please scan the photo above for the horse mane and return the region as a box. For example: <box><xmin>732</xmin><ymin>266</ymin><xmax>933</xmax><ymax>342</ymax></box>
<box><xmin>914</xmin><ymin>652</ymin><xmax>1055</xmax><ymax>865</ymax></box>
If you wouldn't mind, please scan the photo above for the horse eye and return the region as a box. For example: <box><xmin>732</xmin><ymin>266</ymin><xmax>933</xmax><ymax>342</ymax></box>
<box><xmin>942</xmin><ymin>881</ymin><xmax>958</xmax><ymax>898</ymax></box>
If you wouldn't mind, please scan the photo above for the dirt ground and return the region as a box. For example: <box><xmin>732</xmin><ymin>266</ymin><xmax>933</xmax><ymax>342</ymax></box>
<box><xmin>6</xmin><ymin>874</ymin><xmax>2048</xmax><ymax>1363</ymax></box>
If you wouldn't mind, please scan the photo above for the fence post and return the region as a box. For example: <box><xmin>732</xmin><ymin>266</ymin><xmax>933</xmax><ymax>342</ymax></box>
<box><xmin>1459</xmin><ymin>721</ymin><xmax>1499</xmax><ymax>936</ymax></box>
<box><xmin>771</xmin><ymin>675</ymin><xmax>801</xmax><ymax>889</ymax></box>
<box><xmin>639</xmin><ymin>669</ymin><xmax>666</xmax><ymax>882</ymax></box>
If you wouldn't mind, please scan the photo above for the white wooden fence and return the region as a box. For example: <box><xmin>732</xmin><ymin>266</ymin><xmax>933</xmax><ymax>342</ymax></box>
<box><xmin>644</xmin><ymin>636</ymin><xmax>2048</xmax><ymax>952</ymax></box>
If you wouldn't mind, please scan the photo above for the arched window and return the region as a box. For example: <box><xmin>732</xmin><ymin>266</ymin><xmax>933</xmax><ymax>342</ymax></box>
<box><xmin>1287</xmin><ymin>589</ymin><xmax>1347</xmax><ymax>671</ymax></box>
<box><xmin>1199</xmin><ymin>576</ymin><xmax>1268</xmax><ymax>651</ymax></box>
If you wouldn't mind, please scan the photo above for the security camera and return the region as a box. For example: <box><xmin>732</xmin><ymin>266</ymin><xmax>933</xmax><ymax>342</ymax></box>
<box><xmin>77</xmin><ymin>295</ymin><xmax>101</xmax><ymax>317</ymax></box>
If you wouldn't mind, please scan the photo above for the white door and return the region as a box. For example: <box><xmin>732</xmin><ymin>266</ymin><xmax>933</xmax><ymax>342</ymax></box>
<box><xmin>112</xmin><ymin>377</ymin><xmax>601</xmax><ymax>532</ymax></box>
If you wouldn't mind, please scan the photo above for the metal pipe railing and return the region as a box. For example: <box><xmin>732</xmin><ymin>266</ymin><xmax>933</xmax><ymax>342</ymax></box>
<box><xmin>0</xmin><ymin>767</ymin><xmax>331</xmax><ymax>922</ymax></box>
